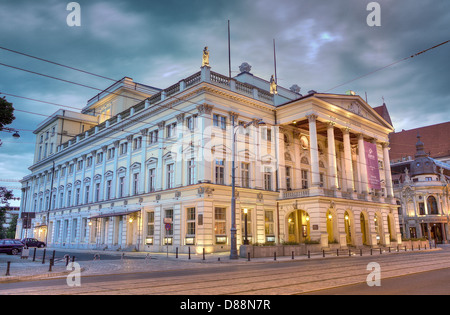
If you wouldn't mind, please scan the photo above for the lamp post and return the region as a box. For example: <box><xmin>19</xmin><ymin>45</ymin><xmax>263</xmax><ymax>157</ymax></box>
<box><xmin>230</xmin><ymin>117</ymin><xmax>265</xmax><ymax>259</ymax></box>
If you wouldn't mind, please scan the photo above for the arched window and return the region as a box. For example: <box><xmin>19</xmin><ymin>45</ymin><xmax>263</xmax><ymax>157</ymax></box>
<box><xmin>427</xmin><ymin>196</ymin><xmax>438</xmax><ymax>215</ymax></box>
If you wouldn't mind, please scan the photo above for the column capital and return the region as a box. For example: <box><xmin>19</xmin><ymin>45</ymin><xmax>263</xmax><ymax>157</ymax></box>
<box><xmin>381</xmin><ymin>142</ymin><xmax>390</xmax><ymax>148</ymax></box>
<box><xmin>341</xmin><ymin>127</ymin><xmax>351</xmax><ymax>134</ymax></box>
<box><xmin>306</xmin><ymin>113</ymin><xmax>318</xmax><ymax>122</ymax></box>
<box><xmin>326</xmin><ymin>121</ymin><xmax>336</xmax><ymax>128</ymax></box>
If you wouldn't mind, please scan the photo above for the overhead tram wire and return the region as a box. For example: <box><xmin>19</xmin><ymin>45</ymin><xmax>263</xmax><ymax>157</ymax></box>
<box><xmin>323</xmin><ymin>39</ymin><xmax>450</xmax><ymax>93</ymax></box>
<box><xmin>0</xmin><ymin>46</ymin><xmax>117</xmax><ymax>82</ymax></box>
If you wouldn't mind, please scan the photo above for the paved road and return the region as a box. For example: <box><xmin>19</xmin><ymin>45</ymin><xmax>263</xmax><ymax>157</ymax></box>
<box><xmin>304</xmin><ymin>267</ymin><xmax>450</xmax><ymax>295</ymax></box>
<box><xmin>1</xmin><ymin>249</ymin><xmax>450</xmax><ymax>295</ymax></box>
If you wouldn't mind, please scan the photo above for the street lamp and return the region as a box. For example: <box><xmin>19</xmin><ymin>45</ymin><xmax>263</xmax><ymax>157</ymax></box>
<box><xmin>230</xmin><ymin>117</ymin><xmax>265</xmax><ymax>259</ymax></box>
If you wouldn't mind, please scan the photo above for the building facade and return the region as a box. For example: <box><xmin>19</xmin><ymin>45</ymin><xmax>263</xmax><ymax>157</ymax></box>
<box><xmin>391</xmin><ymin>136</ymin><xmax>450</xmax><ymax>244</ymax></box>
<box><xmin>17</xmin><ymin>60</ymin><xmax>401</xmax><ymax>254</ymax></box>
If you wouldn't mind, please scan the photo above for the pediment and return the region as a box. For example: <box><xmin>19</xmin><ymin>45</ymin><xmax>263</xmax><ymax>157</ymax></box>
<box><xmin>315</xmin><ymin>95</ymin><xmax>392</xmax><ymax>129</ymax></box>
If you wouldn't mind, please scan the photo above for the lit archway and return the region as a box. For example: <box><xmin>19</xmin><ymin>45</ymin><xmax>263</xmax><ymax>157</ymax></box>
<box><xmin>287</xmin><ymin>210</ymin><xmax>310</xmax><ymax>243</ymax></box>
<box><xmin>360</xmin><ymin>212</ymin><xmax>369</xmax><ymax>245</ymax></box>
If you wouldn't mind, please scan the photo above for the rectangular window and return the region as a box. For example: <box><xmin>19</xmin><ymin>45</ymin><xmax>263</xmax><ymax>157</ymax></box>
<box><xmin>264</xmin><ymin>167</ymin><xmax>272</xmax><ymax>191</ymax></box>
<box><xmin>301</xmin><ymin>170</ymin><xmax>309</xmax><ymax>189</ymax></box>
<box><xmin>166</xmin><ymin>122</ymin><xmax>177</xmax><ymax>138</ymax></box>
<box><xmin>71</xmin><ymin>218</ymin><xmax>78</xmax><ymax>242</ymax></box>
<box><xmin>67</xmin><ymin>190</ymin><xmax>72</xmax><ymax>207</ymax></box>
<box><xmin>85</xmin><ymin>186</ymin><xmax>90</xmax><ymax>204</ymax></box>
<box><xmin>75</xmin><ymin>188</ymin><xmax>80</xmax><ymax>206</ymax></box>
<box><xmin>120</xmin><ymin>143</ymin><xmax>128</xmax><ymax>155</ymax></box>
<box><xmin>265</xmin><ymin>210</ymin><xmax>275</xmax><ymax>237</ymax></box>
<box><xmin>165</xmin><ymin>209</ymin><xmax>174</xmax><ymax>235</ymax></box>
<box><xmin>147</xmin><ymin>212</ymin><xmax>154</xmax><ymax>236</ymax></box>
<box><xmin>133</xmin><ymin>136</ymin><xmax>142</xmax><ymax>150</ymax></box>
<box><xmin>286</xmin><ymin>166</ymin><xmax>292</xmax><ymax>191</ymax></box>
<box><xmin>419</xmin><ymin>202</ymin><xmax>425</xmax><ymax>215</ymax></box>
<box><xmin>213</xmin><ymin>114</ymin><xmax>227</xmax><ymax>130</ymax></box>
<box><xmin>96</xmin><ymin>152</ymin><xmax>103</xmax><ymax>164</ymax></box>
<box><xmin>166</xmin><ymin>164</ymin><xmax>174</xmax><ymax>189</ymax></box>
<box><xmin>186</xmin><ymin>207</ymin><xmax>196</xmax><ymax>236</ymax></box>
<box><xmin>59</xmin><ymin>192</ymin><xmax>64</xmax><ymax>208</ymax></box>
<box><xmin>215</xmin><ymin>159</ymin><xmax>225</xmax><ymax>185</ymax></box>
<box><xmin>214</xmin><ymin>207</ymin><xmax>227</xmax><ymax>236</ymax></box>
<box><xmin>149</xmin><ymin>168</ymin><xmax>156</xmax><ymax>192</ymax></box>
<box><xmin>106</xmin><ymin>180</ymin><xmax>112</xmax><ymax>200</ymax></box>
<box><xmin>119</xmin><ymin>177</ymin><xmax>125</xmax><ymax>198</ymax></box>
<box><xmin>241</xmin><ymin>162</ymin><xmax>250</xmax><ymax>188</ymax></box>
<box><xmin>133</xmin><ymin>173</ymin><xmax>139</xmax><ymax>195</ymax></box>
<box><xmin>187</xmin><ymin>159</ymin><xmax>195</xmax><ymax>185</ymax></box>
<box><xmin>108</xmin><ymin>148</ymin><xmax>115</xmax><ymax>160</ymax></box>
<box><xmin>148</xmin><ymin>130</ymin><xmax>158</xmax><ymax>145</ymax></box>
<box><xmin>95</xmin><ymin>183</ymin><xmax>100</xmax><ymax>202</ymax></box>
<box><xmin>186</xmin><ymin>115</ymin><xmax>197</xmax><ymax>131</ymax></box>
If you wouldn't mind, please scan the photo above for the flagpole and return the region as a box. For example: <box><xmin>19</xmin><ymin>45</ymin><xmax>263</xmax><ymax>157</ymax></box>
<box><xmin>228</xmin><ymin>20</ymin><xmax>231</xmax><ymax>79</ymax></box>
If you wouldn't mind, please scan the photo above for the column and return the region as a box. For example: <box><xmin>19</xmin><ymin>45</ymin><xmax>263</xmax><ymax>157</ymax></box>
<box><xmin>326</xmin><ymin>122</ymin><xmax>338</xmax><ymax>189</ymax></box>
<box><xmin>382</xmin><ymin>142</ymin><xmax>394</xmax><ymax>198</ymax></box>
<box><xmin>277</xmin><ymin>127</ymin><xmax>286</xmax><ymax>197</ymax></box>
<box><xmin>307</xmin><ymin>114</ymin><xmax>320</xmax><ymax>187</ymax></box>
<box><xmin>125</xmin><ymin>135</ymin><xmax>133</xmax><ymax>196</ymax></box>
<box><xmin>89</xmin><ymin>150</ymin><xmax>96</xmax><ymax>203</ymax></box>
<box><xmin>196</xmin><ymin>104</ymin><xmax>214</xmax><ymax>183</ymax></box>
<box><xmin>175</xmin><ymin>114</ymin><xmax>185</xmax><ymax>188</ymax></box>
<box><xmin>156</xmin><ymin>122</ymin><xmax>165</xmax><ymax>191</ymax></box>
<box><xmin>140</xmin><ymin>129</ymin><xmax>148</xmax><ymax>193</ymax></box>
<box><xmin>111</xmin><ymin>142</ymin><xmax>119</xmax><ymax>198</ymax></box>
<box><xmin>342</xmin><ymin>128</ymin><xmax>355</xmax><ymax>192</ymax></box>
<box><xmin>357</xmin><ymin>134</ymin><xmax>369</xmax><ymax>193</ymax></box>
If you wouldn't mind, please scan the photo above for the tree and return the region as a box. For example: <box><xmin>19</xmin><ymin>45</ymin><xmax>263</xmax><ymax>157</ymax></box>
<box><xmin>0</xmin><ymin>96</ymin><xmax>15</xmax><ymax>130</ymax></box>
<box><xmin>0</xmin><ymin>187</ymin><xmax>14</xmax><ymax>238</ymax></box>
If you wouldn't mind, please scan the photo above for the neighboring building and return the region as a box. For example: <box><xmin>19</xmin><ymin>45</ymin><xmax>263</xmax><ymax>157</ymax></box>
<box><xmin>389</xmin><ymin>121</ymin><xmax>450</xmax><ymax>165</ymax></box>
<box><xmin>18</xmin><ymin>59</ymin><xmax>400</xmax><ymax>254</ymax></box>
<box><xmin>391</xmin><ymin>136</ymin><xmax>450</xmax><ymax>243</ymax></box>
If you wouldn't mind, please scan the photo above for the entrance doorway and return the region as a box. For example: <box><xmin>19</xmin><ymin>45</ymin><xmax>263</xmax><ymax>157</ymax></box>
<box><xmin>287</xmin><ymin>210</ymin><xmax>310</xmax><ymax>243</ymax></box>
<box><xmin>360</xmin><ymin>212</ymin><xmax>369</xmax><ymax>245</ymax></box>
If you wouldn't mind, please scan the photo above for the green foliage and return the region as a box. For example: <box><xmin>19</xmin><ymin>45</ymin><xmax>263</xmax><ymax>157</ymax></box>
<box><xmin>0</xmin><ymin>97</ymin><xmax>15</xmax><ymax>130</ymax></box>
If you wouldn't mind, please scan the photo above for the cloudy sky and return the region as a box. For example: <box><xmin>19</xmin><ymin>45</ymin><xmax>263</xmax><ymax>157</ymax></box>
<box><xmin>0</xmin><ymin>0</ymin><xmax>449</xmax><ymax>205</ymax></box>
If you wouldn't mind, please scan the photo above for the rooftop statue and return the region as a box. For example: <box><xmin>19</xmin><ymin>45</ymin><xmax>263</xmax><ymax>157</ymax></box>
<box><xmin>202</xmin><ymin>46</ymin><xmax>210</xmax><ymax>67</ymax></box>
<box><xmin>269</xmin><ymin>75</ymin><xmax>278</xmax><ymax>94</ymax></box>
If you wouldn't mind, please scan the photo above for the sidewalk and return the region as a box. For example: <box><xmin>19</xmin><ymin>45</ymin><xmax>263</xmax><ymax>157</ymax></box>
<box><xmin>0</xmin><ymin>246</ymin><xmax>443</xmax><ymax>283</ymax></box>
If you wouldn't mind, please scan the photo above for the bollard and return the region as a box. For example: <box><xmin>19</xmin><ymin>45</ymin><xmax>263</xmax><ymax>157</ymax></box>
<box><xmin>349</xmin><ymin>249</ymin><xmax>351</xmax><ymax>257</ymax></box>
<box><xmin>48</xmin><ymin>259</ymin><xmax>54</xmax><ymax>272</ymax></box>
<box><xmin>42</xmin><ymin>249</ymin><xmax>46</xmax><ymax>264</ymax></box>
<box><xmin>412</xmin><ymin>245</ymin><xmax>414</xmax><ymax>251</ymax></box>
<box><xmin>370</xmin><ymin>248</ymin><xmax>373</xmax><ymax>255</ymax></box>
<box><xmin>425</xmin><ymin>244</ymin><xmax>427</xmax><ymax>250</ymax></box>
<box><xmin>337</xmin><ymin>249</ymin><xmax>339</xmax><ymax>257</ymax></box>
<box><xmin>188</xmin><ymin>247</ymin><xmax>191</xmax><ymax>260</ymax></box>
<box><xmin>419</xmin><ymin>245</ymin><xmax>421</xmax><ymax>251</ymax></box>
<box><xmin>405</xmin><ymin>246</ymin><xmax>407</xmax><ymax>252</ymax></box>
<box><xmin>5</xmin><ymin>262</ymin><xmax>11</xmax><ymax>276</ymax></box>
<box><xmin>323</xmin><ymin>250</ymin><xmax>325</xmax><ymax>258</ymax></box>
<box><xmin>52</xmin><ymin>250</ymin><xmax>56</xmax><ymax>262</ymax></box>
<box><xmin>176</xmin><ymin>247</ymin><xmax>178</xmax><ymax>259</ymax></box>
<box><xmin>380</xmin><ymin>248</ymin><xmax>382</xmax><ymax>255</ymax></box>
<box><xmin>203</xmin><ymin>248</ymin><xmax>205</xmax><ymax>261</ymax></box>
<box><xmin>218</xmin><ymin>257</ymin><xmax>220</xmax><ymax>262</ymax></box>
<box><xmin>308</xmin><ymin>250</ymin><xmax>310</xmax><ymax>259</ymax></box>
<box><xmin>360</xmin><ymin>249</ymin><xmax>363</xmax><ymax>256</ymax></box>
<box><xmin>292</xmin><ymin>251</ymin><xmax>294</xmax><ymax>260</ymax></box>
<box><xmin>248</xmin><ymin>252</ymin><xmax>251</xmax><ymax>261</ymax></box>
<box><xmin>274</xmin><ymin>252</ymin><xmax>276</xmax><ymax>261</ymax></box>
<box><xmin>32</xmin><ymin>248</ymin><xmax>36</xmax><ymax>262</ymax></box>
<box><xmin>389</xmin><ymin>247</ymin><xmax>391</xmax><ymax>253</ymax></box>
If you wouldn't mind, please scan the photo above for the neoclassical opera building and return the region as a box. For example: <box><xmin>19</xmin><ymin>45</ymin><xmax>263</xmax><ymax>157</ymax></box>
<box><xmin>17</xmin><ymin>56</ymin><xmax>401</xmax><ymax>254</ymax></box>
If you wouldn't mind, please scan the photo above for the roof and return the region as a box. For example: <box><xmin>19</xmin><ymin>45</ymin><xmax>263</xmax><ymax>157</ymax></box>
<box><xmin>389</xmin><ymin>121</ymin><xmax>450</xmax><ymax>161</ymax></box>
<box><xmin>372</xmin><ymin>103</ymin><xmax>393</xmax><ymax>127</ymax></box>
